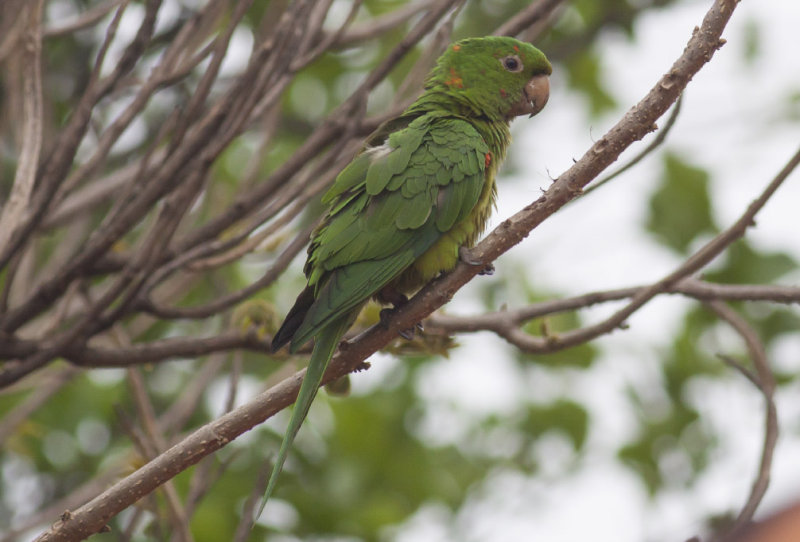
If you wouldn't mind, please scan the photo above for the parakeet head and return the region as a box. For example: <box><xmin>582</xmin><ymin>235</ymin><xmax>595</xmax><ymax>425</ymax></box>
<box><xmin>426</xmin><ymin>36</ymin><xmax>552</xmax><ymax>122</ymax></box>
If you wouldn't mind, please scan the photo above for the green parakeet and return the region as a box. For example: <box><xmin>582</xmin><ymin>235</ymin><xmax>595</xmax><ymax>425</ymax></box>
<box><xmin>265</xmin><ymin>36</ymin><xmax>551</xmax><ymax>505</ymax></box>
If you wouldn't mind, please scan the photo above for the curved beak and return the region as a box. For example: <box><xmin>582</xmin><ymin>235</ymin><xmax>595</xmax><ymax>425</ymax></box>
<box><xmin>508</xmin><ymin>74</ymin><xmax>550</xmax><ymax>119</ymax></box>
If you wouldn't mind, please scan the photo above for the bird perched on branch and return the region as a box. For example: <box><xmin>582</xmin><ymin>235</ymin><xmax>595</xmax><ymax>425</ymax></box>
<box><xmin>265</xmin><ymin>36</ymin><xmax>551</xmax><ymax>505</ymax></box>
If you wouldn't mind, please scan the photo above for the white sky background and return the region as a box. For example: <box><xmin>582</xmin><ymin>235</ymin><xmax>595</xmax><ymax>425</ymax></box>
<box><xmin>373</xmin><ymin>1</ymin><xmax>800</xmax><ymax>541</ymax></box>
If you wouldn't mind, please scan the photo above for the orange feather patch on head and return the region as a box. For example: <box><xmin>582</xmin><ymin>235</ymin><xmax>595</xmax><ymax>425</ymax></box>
<box><xmin>485</xmin><ymin>152</ymin><xmax>492</xmax><ymax>168</ymax></box>
<box><xmin>444</xmin><ymin>66</ymin><xmax>464</xmax><ymax>88</ymax></box>
<box><xmin>452</xmin><ymin>44</ymin><xmax>461</xmax><ymax>51</ymax></box>
<box><xmin>513</xmin><ymin>45</ymin><xmax>519</xmax><ymax>52</ymax></box>
<box><xmin>499</xmin><ymin>88</ymin><xmax>507</xmax><ymax>97</ymax></box>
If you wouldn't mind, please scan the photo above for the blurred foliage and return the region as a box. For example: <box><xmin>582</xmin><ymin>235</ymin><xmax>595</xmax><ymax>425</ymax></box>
<box><xmin>619</xmin><ymin>308</ymin><xmax>720</xmax><ymax>495</ymax></box>
<box><xmin>647</xmin><ymin>153</ymin><xmax>717</xmax><ymax>253</ymax></box>
<box><xmin>706</xmin><ymin>241</ymin><xmax>797</xmax><ymax>285</ymax></box>
<box><xmin>1</xmin><ymin>0</ymin><xmax>798</xmax><ymax>541</ymax></box>
<box><xmin>564</xmin><ymin>49</ymin><xmax>617</xmax><ymax>116</ymax></box>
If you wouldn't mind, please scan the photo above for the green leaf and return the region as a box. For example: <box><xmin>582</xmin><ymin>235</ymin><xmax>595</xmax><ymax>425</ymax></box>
<box><xmin>520</xmin><ymin>399</ymin><xmax>590</xmax><ymax>452</ymax></box>
<box><xmin>705</xmin><ymin>240</ymin><xmax>797</xmax><ymax>284</ymax></box>
<box><xmin>646</xmin><ymin>153</ymin><xmax>717</xmax><ymax>253</ymax></box>
<box><xmin>564</xmin><ymin>50</ymin><xmax>616</xmax><ymax>116</ymax></box>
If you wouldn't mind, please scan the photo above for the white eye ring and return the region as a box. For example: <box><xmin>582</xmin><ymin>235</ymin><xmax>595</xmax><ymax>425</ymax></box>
<box><xmin>501</xmin><ymin>55</ymin><xmax>523</xmax><ymax>73</ymax></box>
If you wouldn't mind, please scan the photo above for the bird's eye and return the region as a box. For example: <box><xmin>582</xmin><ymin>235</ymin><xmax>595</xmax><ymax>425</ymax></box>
<box><xmin>501</xmin><ymin>55</ymin><xmax>523</xmax><ymax>72</ymax></box>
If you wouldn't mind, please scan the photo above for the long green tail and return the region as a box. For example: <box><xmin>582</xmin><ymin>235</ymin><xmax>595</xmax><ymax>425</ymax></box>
<box><xmin>258</xmin><ymin>317</ymin><xmax>350</xmax><ymax>517</ymax></box>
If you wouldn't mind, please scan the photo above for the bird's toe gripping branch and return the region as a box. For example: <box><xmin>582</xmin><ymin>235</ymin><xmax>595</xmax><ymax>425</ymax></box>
<box><xmin>459</xmin><ymin>246</ymin><xmax>495</xmax><ymax>276</ymax></box>
<box><xmin>377</xmin><ymin>288</ymin><xmax>423</xmax><ymax>340</ymax></box>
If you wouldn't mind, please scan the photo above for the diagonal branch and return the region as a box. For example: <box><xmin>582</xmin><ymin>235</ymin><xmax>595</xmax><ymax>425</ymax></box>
<box><xmin>31</xmin><ymin>2</ymin><xmax>743</xmax><ymax>540</ymax></box>
<box><xmin>44</xmin><ymin>0</ymin><xmax>126</xmax><ymax>38</ymax></box>
<box><xmin>493</xmin><ymin>0</ymin><xmax>566</xmax><ymax>38</ymax></box>
<box><xmin>583</xmin><ymin>93</ymin><xmax>684</xmax><ymax>197</ymax></box>
<box><xmin>0</xmin><ymin>0</ymin><xmax>44</xmax><ymax>254</ymax></box>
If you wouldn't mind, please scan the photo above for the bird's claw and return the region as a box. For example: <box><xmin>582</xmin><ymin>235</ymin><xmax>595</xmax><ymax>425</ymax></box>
<box><xmin>459</xmin><ymin>247</ymin><xmax>494</xmax><ymax>276</ymax></box>
<box><xmin>380</xmin><ymin>308</ymin><xmax>423</xmax><ymax>340</ymax></box>
<box><xmin>398</xmin><ymin>321</ymin><xmax>424</xmax><ymax>341</ymax></box>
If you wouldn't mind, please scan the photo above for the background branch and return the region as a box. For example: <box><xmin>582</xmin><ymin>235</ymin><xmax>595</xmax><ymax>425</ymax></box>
<box><xmin>2</xmin><ymin>1</ymin><xmax>796</xmax><ymax>540</ymax></box>
<box><xmin>29</xmin><ymin>2</ymin><xmax>744</xmax><ymax>540</ymax></box>
<box><xmin>706</xmin><ymin>301</ymin><xmax>778</xmax><ymax>539</ymax></box>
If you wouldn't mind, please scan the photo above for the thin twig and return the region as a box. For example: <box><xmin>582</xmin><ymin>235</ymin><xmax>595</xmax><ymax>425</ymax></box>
<box><xmin>706</xmin><ymin>301</ymin><xmax>778</xmax><ymax>539</ymax></box>
<box><xmin>583</xmin><ymin>94</ymin><xmax>684</xmax><ymax>197</ymax></box>
<box><xmin>332</xmin><ymin>1</ymin><xmax>429</xmax><ymax>48</ymax></box>
<box><xmin>290</xmin><ymin>0</ymin><xmax>362</xmax><ymax>71</ymax></box>
<box><xmin>0</xmin><ymin>365</ymin><xmax>79</xmax><ymax>447</ymax></box>
<box><xmin>31</xmin><ymin>3</ymin><xmax>743</xmax><ymax>539</ymax></box>
<box><xmin>127</xmin><ymin>367</ymin><xmax>195</xmax><ymax>542</ymax></box>
<box><xmin>425</xmin><ymin>278</ymin><xmax>800</xmax><ymax>343</ymax></box>
<box><xmin>493</xmin><ymin>0</ymin><xmax>566</xmax><ymax>37</ymax></box>
<box><xmin>44</xmin><ymin>0</ymin><xmax>125</xmax><ymax>38</ymax></box>
<box><xmin>233</xmin><ymin>463</ymin><xmax>273</xmax><ymax>541</ymax></box>
<box><xmin>429</xmin><ymin>144</ymin><xmax>800</xmax><ymax>354</ymax></box>
<box><xmin>139</xmin><ymin>222</ymin><xmax>315</xmax><ymax>319</ymax></box>
<box><xmin>158</xmin><ymin>355</ymin><xmax>227</xmax><ymax>434</ymax></box>
<box><xmin>0</xmin><ymin>0</ymin><xmax>137</xmax><ymax>270</ymax></box>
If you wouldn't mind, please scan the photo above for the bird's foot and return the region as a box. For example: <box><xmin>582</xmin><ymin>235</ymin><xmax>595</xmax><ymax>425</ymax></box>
<box><xmin>378</xmin><ymin>290</ymin><xmax>423</xmax><ymax>340</ymax></box>
<box><xmin>377</xmin><ymin>286</ymin><xmax>408</xmax><ymax>307</ymax></box>
<box><xmin>459</xmin><ymin>247</ymin><xmax>494</xmax><ymax>276</ymax></box>
<box><xmin>400</xmin><ymin>321</ymin><xmax>425</xmax><ymax>340</ymax></box>
<box><xmin>379</xmin><ymin>306</ymin><xmax>423</xmax><ymax>340</ymax></box>
<box><xmin>378</xmin><ymin>307</ymin><xmax>396</xmax><ymax>329</ymax></box>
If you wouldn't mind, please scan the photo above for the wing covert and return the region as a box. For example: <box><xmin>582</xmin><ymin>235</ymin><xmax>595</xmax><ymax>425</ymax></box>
<box><xmin>293</xmin><ymin>115</ymin><xmax>490</xmax><ymax>349</ymax></box>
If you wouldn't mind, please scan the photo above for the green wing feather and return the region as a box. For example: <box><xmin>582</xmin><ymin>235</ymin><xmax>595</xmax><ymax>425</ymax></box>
<box><xmin>264</xmin><ymin>33</ymin><xmax>554</xmax><ymax>514</ymax></box>
<box><xmin>265</xmin><ymin>113</ymin><xmax>489</xmax><ymax>509</ymax></box>
<box><xmin>292</xmin><ymin>114</ymin><xmax>488</xmax><ymax>351</ymax></box>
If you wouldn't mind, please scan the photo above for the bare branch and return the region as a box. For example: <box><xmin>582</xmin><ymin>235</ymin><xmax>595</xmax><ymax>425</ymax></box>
<box><xmin>30</xmin><ymin>2</ymin><xmax>743</xmax><ymax>539</ymax></box>
<box><xmin>332</xmin><ymin>1</ymin><xmax>429</xmax><ymax>47</ymax></box>
<box><xmin>493</xmin><ymin>0</ymin><xmax>566</xmax><ymax>37</ymax></box>
<box><xmin>469</xmin><ymin>142</ymin><xmax>800</xmax><ymax>353</ymax></box>
<box><xmin>158</xmin><ymin>356</ymin><xmax>227</xmax><ymax>434</ymax></box>
<box><xmin>233</xmin><ymin>464</ymin><xmax>273</xmax><ymax>541</ymax></box>
<box><xmin>0</xmin><ymin>0</ymin><xmax>44</xmax><ymax>254</ymax></box>
<box><xmin>0</xmin><ymin>5</ymin><xmax>26</xmax><ymax>63</ymax></box>
<box><xmin>426</xmin><ymin>278</ymin><xmax>800</xmax><ymax>347</ymax></box>
<box><xmin>583</xmin><ymin>94</ymin><xmax>684</xmax><ymax>197</ymax></box>
<box><xmin>706</xmin><ymin>301</ymin><xmax>778</xmax><ymax>538</ymax></box>
<box><xmin>64</xmin><ymin>331</ymin><xmax>272</xmax><ymax>368</ymax></box>
<box><xmin>127</xmin><ymin>367</ymin><xmax>195</xmax><ymax>542</ymax></box>
<box><xmin>44</xmin><ymin>0</ymin><xmax>126</xmax><ymax>38</ymax></box>
<box><xmin>139</xmin><ymin>222</ymin><xmax>316</xmax><ymax>320</ymax></box>
<box><xmin>0</xmin><ymin>0</ymin><xmax>148</xmax><ymax>271</ymax></box>
<box><xmin>0</xmin><ymin>366</ymin><xmax>79</xmax><ymax>447</ymax></box>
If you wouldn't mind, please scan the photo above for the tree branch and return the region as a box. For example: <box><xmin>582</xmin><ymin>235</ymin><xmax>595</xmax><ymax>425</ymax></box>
<box><xmin>706</xmin><ymin>301</ymin><xmax>778</xmax><ymax>539</ymax></box>
<box><xmin>583</xmin><ymin>93</ymin><xmax>684</xmax><ymax>197</ymax></box>
<box><xmin>493</xmin><ymin>0</ymin><xmax>566</xmax><ymax>38</ymax></box>
<box><xmin>31</xmin><ymin>1</ymin><xmax>743</xmax><ymax>540</ymax></box>
<box><xmin>425</xmin><ymin>278</ymin><xmax>800</xmax><ymax>350</ymax></box>
<box><xmin>0</xmin><ymin>0</ymin><xmax>44</xmax><ymax>254</ymax></box>
<box><xmin>44</xmin><ymin>0</ymin><xmax>126</xmax><ymax>38</ymax></box>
